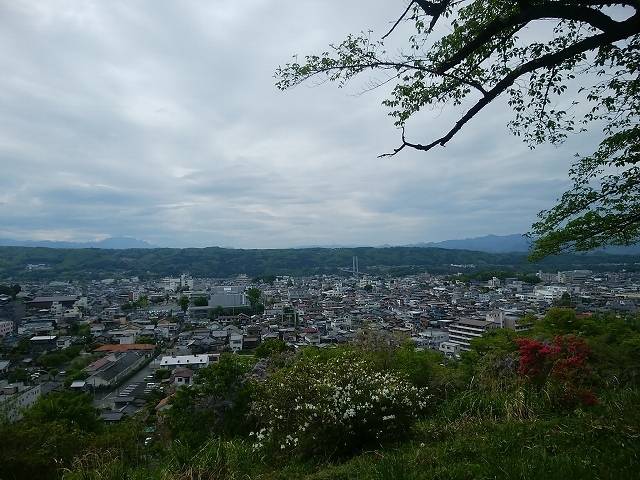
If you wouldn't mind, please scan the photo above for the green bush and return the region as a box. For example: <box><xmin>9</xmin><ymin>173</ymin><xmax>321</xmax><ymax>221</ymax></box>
<box><xmin>165</xmin><ymin>354</ymin><xmax>256</xmax><ymax>445</ymax></box>
<box><xmin>254</xmin><ymin>338</ymin><xmax>288</xmax><ymax>358</ymax></box>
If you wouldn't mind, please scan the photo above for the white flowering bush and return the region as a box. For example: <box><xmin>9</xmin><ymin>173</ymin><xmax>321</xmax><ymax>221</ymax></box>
<box><xmin>249</xmin><ymin>350</ymin><xmax>430</xmax><ymax>457</ymax></box>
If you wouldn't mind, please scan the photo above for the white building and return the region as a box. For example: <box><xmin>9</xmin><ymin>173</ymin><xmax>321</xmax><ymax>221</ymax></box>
<box><xmin>439</xmin><ymin>341</ymin><xmax>461</xmax><ymax>358</ymax></box>
<box><xmin>159</xmin><ymin>354</ymin><xmax>210</xmax><ymax>370</ymax></box>
<box><xmin>447</xmin><ymin>318</ymin><xmax>498</xmax><ymax>351</ymax></box>
<box><xmin>161</xmin><ymin>274</ymin><xmax>194</xmax><ymax>292</ymax></box>
<box><xmin>0</xmin><ymin>383</ymin><xmax>41</xmax><ymax>423</ymax></box>
<box><xmin>534</xmin><ymin>285</ymin><xmax>568</xmax><ymax>302</ymax></box>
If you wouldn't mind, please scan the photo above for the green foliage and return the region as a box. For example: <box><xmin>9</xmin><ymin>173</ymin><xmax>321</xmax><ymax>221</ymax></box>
<box><xmin>25</xmin><ymin>391</ymin><xmax>100</xmax><ymax>432</ymax></box>
<box><xmin>0</xmin><ymin>283</ymin><xmax>21</xmax><ymax>298</ymax></box>
<box><xmin>154</xmin><ymin>368</ymin><xmax>170</xmax><ymax>380</ymax></box>
<box><xmin>165</xmin><ymin>354</ymin><xmax>256</xmax><ymax>445</ymax></box>
<box><xmin>178</xmin><ymin>295</ymin><xmax>189</xmax><ymax>313</ymax></box>
<box><xmin>7</xmin><ymin>368</ymin><xmax>29</xmax><ymax>383</ymax></box>
<box><xmin>0</xmin><ymin>392</ymin><xmax>102</xmax><ymax>480</ymax></box>
<box><xmin>121</xmin><ymin>296</ymin><xmax>148</xmax><ymax>311</ymax></box>
<box><xmin>554</xmin><ymin>292</ymin><xmax>573</xmax><ymax>307</ymax></box>
<box><xmin>12</xmin><ymin>337</ymin><xmax>31</xmax><ymax>355</ymax></box>
<box><xmin>192</xmin><ymin>296</ymin><xmax>209</xmax><ymax>307</ymax></box>
<box><xmin>531</xmin><ymin>308</ymin><xmax>581</xmax><ymax>336</ymax></box>
<box><xmin>254</xmin><ymin>338</ymin><xmax>288</xmax><ymax>358</ymax></box>
<box><xmin>37</xmin><ymin>345</ymin><xmax>84</xmax><ymax>369</ymax></box>
<box><xmin>2</xmin><ymin>245</ymin><xmax>640</xmax><ymax>281</ymax></box>
<box><xmin>246</xmin><ymin>287</ymin><xmax>262</xmax><ymax>312</ymax></box>
<box><xmin>0</xmin><ymin>420</ymin><xmax>91</xmax><ymax>480</ymax></box>
<box><xmin>136</xmin><ymin>335</ymin><xmax>156</xmax><ymax>345</ymax></box>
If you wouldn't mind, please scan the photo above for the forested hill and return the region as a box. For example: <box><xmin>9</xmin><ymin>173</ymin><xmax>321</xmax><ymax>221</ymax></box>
<box><xmin>1</xmin><ymin>246</ymin><xmax>639</xmax><ymax>280</ymax></box>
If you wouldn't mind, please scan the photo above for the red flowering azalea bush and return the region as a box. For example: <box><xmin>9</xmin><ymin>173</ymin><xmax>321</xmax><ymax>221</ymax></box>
<box><xmin>515</xmin><ymin>335</ymin><xmax>597</xmax><ymax>407</ymax></box>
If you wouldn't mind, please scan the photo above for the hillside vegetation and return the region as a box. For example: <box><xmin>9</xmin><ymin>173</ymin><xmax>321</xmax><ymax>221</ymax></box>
<box><xmin>1</xmin><ymin>246</ymin><xmax>639</xmax><ymax>280</ymax></box>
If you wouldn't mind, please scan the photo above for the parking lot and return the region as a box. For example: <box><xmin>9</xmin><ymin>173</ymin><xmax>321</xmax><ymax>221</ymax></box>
<box><xmin>117</xmin><ymin>375</ymin><xmax>161</xmax><ymax>399</ymax></box>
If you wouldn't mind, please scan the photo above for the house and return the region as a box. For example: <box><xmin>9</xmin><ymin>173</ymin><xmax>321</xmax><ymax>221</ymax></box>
<box><xmin>69</xmin><ymin>380</ymin><xmax>87</xmax><ymax>390</ymax></box>
<box><xmin>100</xmin><ymin>411</ymin><xmax>125</xmax><ymax>422</ymax></box>
<box><xmin>243</xmin><ymin>334</ymin><xmax>261</xmax><ymax>349</ymax></box>
<box><xmin>171</xmin><ymin>367</ymin><xmax>194</xmax><ymax>387</ymax></box>
<box><xmin>229</xmin><ymin>334</ymin><xmax>243</xmax><ymax>352</ymax></box>
<box><xmin>439</xmin><ymin>341</ymin><xmax>461</xmax><ymax>358</ymax></box>
<box><xmin>27</xmin><ymin>296</ymin><xmax>79</xmax><ymax>310</ymax></box>
<box><xmin>56</xmin><ymin>336</ymin><xmax>73</xmax><ymax>349</ymax></box>
<box><xmin>29</xmin><ymin>335</ymin><xmax>58</xmax><ymax>353</ymax></box>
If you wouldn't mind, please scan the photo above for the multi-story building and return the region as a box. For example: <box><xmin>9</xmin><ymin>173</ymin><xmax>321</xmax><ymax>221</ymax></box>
<box><xmin>161</xmin><ymin>274</ymin><xmax>194</xmax><ymax>292</ymax></box>
<box><xmin>534</xmin><ymin>285</ymin><xmax>568</xmax><ymax>302</ymax></box>
<box><xmin>447</xmin><ymin>318</ymin><xmax>498</xmax><ymax>351</ymax></box>
<box><xmin>486</xmin><ymin>310</ymin><xmax>533</xmax><ymax>332</ymax></box>
<box><xmin>0</xmin><ymin>321</ymin><xmax>13</xmax><ymax>337</ymax></box>
<box><xmin>210</xmin><ymin>286</ymin><xmax>247</xmax><ymax>308</ymax></box>
<box><xmin>0</xmin><ymin>382</ymin><xmax>41</xmax><ymax>423</ymax></box>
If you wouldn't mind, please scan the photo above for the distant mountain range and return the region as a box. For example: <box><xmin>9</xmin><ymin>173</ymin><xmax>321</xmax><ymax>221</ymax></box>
<box><xmin>0</xmin><ymin>236</ymin><xmax>156</xmax><ymax>249</ymax></box>
<box><xmin>410</xmin><ymin>233</ymin><xmax>640</xmax><ymax>255</ymax></box>
<box><xmin>410</xmin><ymin>234</ymin><xmax>532</xmax><ymax>252</ymax></box>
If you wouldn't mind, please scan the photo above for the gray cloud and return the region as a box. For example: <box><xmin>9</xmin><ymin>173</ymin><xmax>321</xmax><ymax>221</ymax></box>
<box><xmin>0</xmin><ymin>1</ymin><xmax>596</xmax><ymax>247</ymax></box>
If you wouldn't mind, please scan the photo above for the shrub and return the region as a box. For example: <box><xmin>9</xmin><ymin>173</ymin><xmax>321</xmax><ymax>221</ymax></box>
<box><xmin>516</xmin><ymin>335</ymin><xmax>597</xmax><ymax>407</ymax></box>
<box><xmin>165</xmin><ymin>354</ymin><xmax>256</xmax><ymax>444</ymax></box>
<box><xmin>254</xmin><ymin>338</ymin><xmax>288</xmax><ymax>358</ymax></box>
<box><xmin>250</xmin><ymin>351</ymin><xmax>430</xmax><ymax>457</ymax></box>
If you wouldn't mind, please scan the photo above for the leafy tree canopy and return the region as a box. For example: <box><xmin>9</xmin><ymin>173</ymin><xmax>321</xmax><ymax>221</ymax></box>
<box><xmin>192</xmin><ymin>296</ymin><xmax>209</xmax><ymax>307</ymax></box>
<box><xmin>275</xmin><ymin>0</ymin><xmax>640</xmax><ymax>259</ymax></box>
<box><xmin>178</xmin><ymin>295</ymin><xmax>189</xmax><ymax>313</ymax></box>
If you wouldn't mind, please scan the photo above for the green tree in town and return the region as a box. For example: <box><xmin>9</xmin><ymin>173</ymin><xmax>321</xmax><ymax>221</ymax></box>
<box><xmin>0</xmin><ymin>283</ymin><xmax>21</xmax><ymax>299</ymax></box>
<box><xmin>179</xmin><ymin>295</ymin><xmax>189</xmax><ymax>313</ymax></box>
<box><xmin>193</xmin><ymin>296</ymin><xmax>209</xmax><ymax>307</ymax></box>
<box><xmin>154</xmin><ymin>368</ymin><xmax>171</xmax><ymax>380</ymax></box>
<box><xmin>165</xmin><ymin>354</ymin><xmax>256</xmax><ymax>445</ymax></box>
<box><xmin>254</xmin><ymin>338</ymin><xmax>288</xmax><ymax>358</ymax></box>
<box><xmin>554</xmin><ymin>291</ymin><xmax>573</xmax><ymax>307</ymax></box>
<box><xmin>24</xmin><ymin>391</ymin><xmax>100</xmax><ymax>433</ymax></box>
<box><xmin>246</xmin><ymin>287</ymin><xmax>262</xmax><ymax>312</ymax></box>
<box><xmin>275</xmin><ymin>0</ymin><xmax>640</xmax><ymax>259</ymax></box>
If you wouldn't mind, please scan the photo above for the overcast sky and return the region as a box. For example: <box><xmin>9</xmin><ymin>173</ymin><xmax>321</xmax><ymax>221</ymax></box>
<box><xmin>0</xmin><ymin>1</ymin><xmax>596</xmax><ymax>248</ymax></box>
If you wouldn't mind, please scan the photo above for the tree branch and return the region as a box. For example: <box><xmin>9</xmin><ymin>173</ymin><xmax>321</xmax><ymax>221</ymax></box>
<box><xmin>437</xmin><ymin>3</ymin><xmax>624</xmax><ymax>74</ymax></box>
<box><xmin>383</xmin><ymin>12</ymin><xmax>640</xmax><ymax>156</ymax></box>
<box><xmin>382</xmin><ymin>1</ymin><xmax>415</xmax><ymax>40</ymax></box>
<box><xmin>287</xmin><ymin>59</ymin><xmax>488</xmax><ymax>95</ymax></box>
<box><xmin>415</xmin><ymin>0</ymin><xmax>454</xmax><ymax>32</ymax></box>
